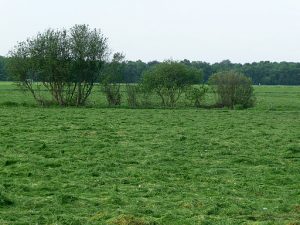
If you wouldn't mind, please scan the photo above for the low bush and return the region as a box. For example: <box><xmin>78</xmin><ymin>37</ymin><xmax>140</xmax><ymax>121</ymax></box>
<box><xmin>186</xmin><ymin>85</ymin><xmax>208</xmax><ymax>107</ymax></box>
<box><xmin>102</xmin><ymin>83</ymin><xmax>121</xmax><ymax>106</ymax></box>
<box><xmin>125</xmin><ymin>84</ymin><xmax>140</xmax><ymax>108</ymax></box>
<box><xmin>209</xmin><ymin>71</ymin><xmax>255</xmax><ymax>109</ymax></box>
<box><xmin>141</xmin><ymin>61</ymin><xmax>203</xmax><ymax>107</ymax></box>
<box><xmin>101</xmin><ymin>53</ymin><xmax>125</xmax><ymax>106</ymax></box>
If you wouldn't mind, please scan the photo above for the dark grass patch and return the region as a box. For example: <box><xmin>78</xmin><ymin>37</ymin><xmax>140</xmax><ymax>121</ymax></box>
<box><xmin>4</xmin><ymin>160</ymin><xmax>18</xmax><ymax>166</ymax></box>
<box><xmin>0</xmin><ymin>101</ymin><xmax>20</xmax><ymax>107</ymax></box>
<box><xmin>60</xmin><ymin>194</ymin><xmax>79</xmax><ymax>204</ymax></box>
<box><xmin>0</xmin><ymin>193</ymin><xmax>14</xmax><ymax>207</ymax></box>
<box><xmin>287</xmin><ymin>144</ymin><xmax>300</xmax><ymax>154</ymax></box>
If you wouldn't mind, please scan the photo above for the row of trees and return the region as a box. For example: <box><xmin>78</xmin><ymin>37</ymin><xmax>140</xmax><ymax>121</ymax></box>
<box><xmin>0</xmin><ymin>56</ymin><xmax>7</xmax><ymax>81</ymax></box>
<box><xmin>1</xmin><ymin>56</ymin><xmax>300</xmax><ymax>85</ymax></box>
<box><xmin>129</xmin><ymin>60</ymin><xmax>300</xmax><ymax>85</ymax></box>
<box><xmin>100</xmin><ymin>60</ymin><xmax>255</xmax><ymax>109</ymax></box>
<box><xmin>1</xmin><ymin>24</ymin><xmax>256</xmax><ymax>109</ymax></box>
<box><xmin>192</xmin><ymin>60</ymin><xmax>300</xmax><ymax>85</ymax></box>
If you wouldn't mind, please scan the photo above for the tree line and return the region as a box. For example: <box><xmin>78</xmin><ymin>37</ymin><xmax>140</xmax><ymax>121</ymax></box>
<box><xmin>2</xmin><ymin>24</ymin><xmax>299</xmax><ymax>110</ymax></box>
<box><xmin>1</xmin><ymin>55</ymin><xmax>300</xmax><ymax>85</ymax></box>
<box><xmin>108</xmin><ymin>59</ymin><xmax>300</xmax><ymax>85</ymax></box>
<box><xmin>0</xmin><ymin>56</ymin><xmax>8</xmax><ymax>81</ymax></box>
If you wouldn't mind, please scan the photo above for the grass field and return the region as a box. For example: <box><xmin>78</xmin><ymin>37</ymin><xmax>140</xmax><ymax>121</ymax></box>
<box><xmin>0</xmin><ymin>82</ymin><xmax>299</xmax><ymax>225</ymax></box>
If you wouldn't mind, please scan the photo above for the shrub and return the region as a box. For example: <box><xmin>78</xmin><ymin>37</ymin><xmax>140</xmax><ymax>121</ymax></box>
<box><xmin>101</xmin><ymin>53</ymin><xmax>125</xmax><ymax>106</ymax></box>
<box><xmin>209</xmin><ymin>71</ymin><xmax>255</xmax><ymax>109</ymax></box>
<box><xmin>186</xmin><ymin>85</ymin><xmax>208</xmax><ymax>107</ymax></box>
<box><xmin>124</xmin><ymin>84</ymin><xmax>155</xmax><ymax>108</ymax></box>
<box><xmin>141</xmin><ymin>61</ymin><xmax>202</xmax><ymax>107</ymax></box>
<box><xmin>7</xmin><ymin>24</ymin><xmax>109</xmax><ymax>106</ymax></box>
<box><xmin>125</xmin><ymin>84</ymin><xmax>140</xmax><ymax>108</ymax></box>
<box><xmin>102</xmin><ymin>83</ymin><xmax>122</xmax><ymax>106</ymax></box>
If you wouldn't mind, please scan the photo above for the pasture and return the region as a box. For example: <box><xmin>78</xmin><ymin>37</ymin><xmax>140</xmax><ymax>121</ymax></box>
<box><xmin>0</xmin><ymin>82</ymin><xmax>299</xmax><ymax>224</ymax></box>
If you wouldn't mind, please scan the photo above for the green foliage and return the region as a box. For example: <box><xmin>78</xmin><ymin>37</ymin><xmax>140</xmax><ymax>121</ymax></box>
<box><xmin>101</xmin><ymin>53</ymin><xmax>125</xmax><ymax>106</ymax></box>
<box><xmin>69</xmin><ymin>24</ymin><xmax>109</xmax><ymax>105</ymax></box>
<box><xmin>185</xmin><ymin>85</ymin><xmax>208</xmax><ymax>107</ymax></box>
<box><xmin>124</xmin><ymin>84</ymin><xmax>153</xmax><ymax>108</ymax></box>
<box><xmin>102</xmin><ymin>83</ymin><xmax>122</xmax><ymax>106</ymax></box>
<box><xmin>209</xmin><ymin>71</ymin><xmax>255</xmax><ymax>109</ymax></box>
<box><xmin>0</xmin><ymin>56</ymin><xmax>8</xmax><ymax>81</ymax></box>
<box><xmin>183</xmin><ymin>59</ymin><xmax>300</xmax><ymax>85</ymax></box>
<box><xmin>3</xmin><ymin>53</ymin><xmax>300</xmax><ymax>85</ymax></box>
<box><xmin>102</xmin><ymin>53</ymin><xmax>126</xmax><ymax>84</ymax></box>
<box><xmin>6</xmin><ymin>24</ymin><xmax>109</xmax><ymax>106</ymax></box>
<box><xmin>125</xmin><ymin>84</ymin><xmax>140</xmax><ymax>108</ymax></box>
<box><xmin>1</xmin><ymin>82</ymin><xmax>300</xmax><ymax>110</ymax></box>
<box><xmin>142</xmin><ymin>61</ymin><xmax>203</xmax><ymax>107</ymax></box>
<box><xmin>120</xmin><ymin>59</ymin><xmax>300</xmax><ymax>85</ymax></box>
<box><xmin>123</xmin><ymin>60</ymin><xmax>149</xmax><ymax>83</ymax></box>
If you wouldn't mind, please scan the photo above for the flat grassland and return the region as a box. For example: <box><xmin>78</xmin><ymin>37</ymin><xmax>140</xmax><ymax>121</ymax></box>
<box><xmin>0</xmin><ymin>83</ymin><xmax>299</xmax><ymax>225</ymax></box>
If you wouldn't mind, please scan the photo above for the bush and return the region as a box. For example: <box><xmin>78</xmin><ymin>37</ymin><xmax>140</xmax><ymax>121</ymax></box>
<box><xmin>102</xmin><ymin>83</ymin><xmax>122</xmax><ymax>106</ymax></box>
<box><xmin>125</xmin><ymin>84</ymin><xmax>154</xmax><ymax>108</ymax></box>
<box><xmin>7</xmin><ymin>24</ymin><xmax>109</xmax><ymax>106</ymax></box>
<box><xmin>141</xmin><ymin>61</ymin><xmax>203</xmax><ymax>107</ymax></box>
<box><xmin>209</xmin><ymin>71</ymin><xmax>255</xmax><ymax>109</ymax></box>
<box><xmin>101</xmin><ymin>53</ymin><xmax>125</xmax><ymax>106</ymax></box>
<box><xmin>125</xmin><ymin>84</ymin><xmax>140</xmax><ymax>108</ymax></box>
<box><xmin>186</xmin><ymin>85</ymin><xmax>208</xmax><ymax>107</ymax></box>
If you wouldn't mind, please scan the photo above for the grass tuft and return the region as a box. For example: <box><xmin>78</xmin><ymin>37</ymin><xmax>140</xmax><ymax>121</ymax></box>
<box><xmin>110</xmin><ymin>215</ymin><xmax>152</xmax><ymax>225</ymax></box>
<box><xmin>0</xmin><ymin>193</ymin><xmax>14</xmax><ymax>207</ymax></box>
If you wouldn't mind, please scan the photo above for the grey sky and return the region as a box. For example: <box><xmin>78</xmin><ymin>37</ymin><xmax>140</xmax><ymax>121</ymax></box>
<box><xmin>1</xmin><ymin>0</ymin><xmax>300</xmax><ymax>63</ymax></box>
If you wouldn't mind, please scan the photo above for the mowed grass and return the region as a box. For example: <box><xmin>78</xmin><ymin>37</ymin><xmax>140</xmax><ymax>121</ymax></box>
<box><xmin>0</xmin><ymin>83</ymin><xmax>300</xmax><ymax>224</ymax></box>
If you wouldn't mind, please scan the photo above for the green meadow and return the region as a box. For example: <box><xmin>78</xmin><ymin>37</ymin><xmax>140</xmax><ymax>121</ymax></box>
<box><xmin>0</xmin><ymin>82</ymin><xmax>299</xmax><ymax>224</ymax></box>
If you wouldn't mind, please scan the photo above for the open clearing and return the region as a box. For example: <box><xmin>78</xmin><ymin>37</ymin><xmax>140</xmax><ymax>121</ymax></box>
<box><xmin>0</xmin><ymin>83</ymin><xmax>300</xmax><ymax>224</ymax></box>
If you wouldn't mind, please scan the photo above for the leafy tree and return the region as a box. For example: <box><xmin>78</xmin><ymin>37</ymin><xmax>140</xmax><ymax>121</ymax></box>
<box><xmin>101</xmin><ymin>53</ymin><xmax>125</xmax><ymax>106</ymax></box>
<box><xmin>69</xmin><ymin>24</ymin><xmax>109</xmax><ymax>105</ymax></box>
<box><xmin>104</xmin><ymin>60</ymin><xmax>300</xmax><ymax>85</ymax></box>
<box><xmin>125</xmin><ymin>84</ymin><xmax>140</xmax><ymax>108</ymax></box>
<box><xmin>123</xmin><ymin>60</ymin><xmax>148</xmax><ymax>83</ymax></box>
<box><xmin>186</xmin><ymin>85</ymin><xmax>208</xmax><ymax>108</ymax></box>
<box><xmin>142</xmin><ymin>61</ymin><xmax>203</xmax><ymax>107</ymax></box>
<box><xmin>190</xmin><ymin>61</ymin><xmax>213</xmax><ymax>82</ymax></box>
<box><xmin>6</xmin><ymin>41</ymin><xmax>41</xmax><ymax>101</ymax></box>
<box><xmin>209</xmin><ymin>71</ymin><xmax>255</xmax><ymax>109</ymax></box>
<box><xmin>7</xmin><ymin>25</ymin><xmax>108</xmax><ymax>106</ymax></box>
<box><xmin>0</xmin><ymin>56</ymin><xmax>8</xmax><ymax>81</ymax></box>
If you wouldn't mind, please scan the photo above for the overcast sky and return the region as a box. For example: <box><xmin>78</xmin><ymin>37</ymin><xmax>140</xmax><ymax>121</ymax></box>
<box><xmin>1</xmin><ymin>0</ymin><xmax>300</xmax><ymax>63</ymax></box>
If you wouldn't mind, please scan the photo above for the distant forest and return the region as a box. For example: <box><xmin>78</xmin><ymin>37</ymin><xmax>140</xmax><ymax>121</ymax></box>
<box><xmin>0</xmin><ymin>56</ymin><xmax>299</xmax><ymax>85</ymax></box>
